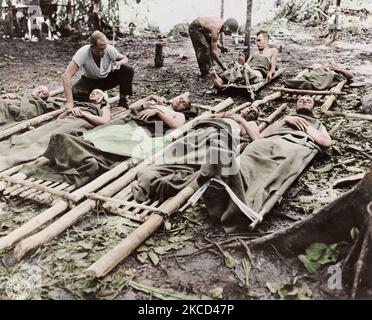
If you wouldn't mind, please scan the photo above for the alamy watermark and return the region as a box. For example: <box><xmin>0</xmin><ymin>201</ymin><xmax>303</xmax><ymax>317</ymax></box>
<box><xmin>4</xmin><ymin>265</ymin><xmax>42</xmax><ymax>300</ymax></box>
<box><xmin>327</xmin><ymin>263</ymin><xmax>342</xmax><ymax>290</ymax></box>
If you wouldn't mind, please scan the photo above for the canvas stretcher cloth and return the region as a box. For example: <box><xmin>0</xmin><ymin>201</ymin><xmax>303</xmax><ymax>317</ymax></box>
<box><xmin>284</xmin><ymin>67</ymin><xmax>346</xmax><ymax>90</ymax></box>
<box><xmin>83</xmin><ymin>121</ymin><xmax>173</xmax><ymax>159</ymax></box>
<box><xmin>131</xmin><ymin>117</ymin><xmax>244</xmax><ymax>203</ymax></box>
<box><xmin>220</xmin><ymin>55</ymin><xmax>271</xmax><ymax>85</ymax></box>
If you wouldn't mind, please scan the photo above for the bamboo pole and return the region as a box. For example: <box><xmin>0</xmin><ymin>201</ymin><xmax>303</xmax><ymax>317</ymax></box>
<box><xmin>321</xmin><ymin>110</ymin><xmax>372</xmax><ymax>121</ymax></box>
<box><xmin>13</xmin><ymin>199</ymin><xmax>97</xmax><ymax>260</ymax></box>
<box><xmin>49</xmin><ymin>79</ymin><xmax>79</xmax><ymax>97</ymax></box>
<box><xmin>251</xmin><ymin>68</ymin><xmax>286</xmax><ymax>92</ymax></box>
<box><xmin>252</xmin><ymin>91</ymin><xmax>282</xmax><ymax>109</ymax></box>
<box><xmin>274</xmin><ymin>87</ymin><xmax>345</xmax><ymax>95</ymax></box>
<box><xmin>0</xmin><ymin>175</ymin><xmax>75</xmax><ymax>201</ymax></box>
<box><xmin>0</xmin><ymin>109</ymin><xmax>66</xmax><ymax>140</ymax></box>
<box><xmin>87</xmin><ymin>193</ymin><xmax>168</xmax><ymax>215</ymax></box>
<box><xmin>9</xmin><ymin>99</ymin><xmax>234</xmax><ymax>258</ymax></box>
<box><xmin>258</xmin><ymin>103</ymin><xmax>287</xmax><ymax>131</ymax></box>
<box><xmin>0</xmin><ymin>200</ymin><xmax>69</xmax><ymax>251</ymax></box>
<box><xmin>0</xmin><ymin>159</ymin><xmax>135</xmax><ymax>252</ymax></box>
<box><xmin>86</xmin><ymin>186</ymin><xmax>195</xmax><ymax>278</ymax></box>
<box><xmin>320</xmin><ymin>80</ymin><xmax>347</xmax><ymax>113</ymax></box>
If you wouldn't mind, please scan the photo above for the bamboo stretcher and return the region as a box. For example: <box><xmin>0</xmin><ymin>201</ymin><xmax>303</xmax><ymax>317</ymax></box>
<box><xmin>1</xmin><ymin>83</ymin><xmax>348</xmax><ymax>276</ymax></box>
<box><xmin>86</xmin><ymin>88</ymin><xmax>345</xmax><ymax>278</ymax></box>
<box><xmin>217</xmin><ymin>67</ymin><xmax>286</xmax><ymax>98</ymax></box>
<box><xmin>0</xmin><ymin>98</ymin><xmax>234</xmax><ymax>257</ymax></box>
<box><xmin>0</xmin><ymin>93</ymin><xmax>121</xmax><ymax>141</ymax></box>
<box><xmin>248</xmin><ymin>81</ymin><xmax>347</xmax><ymax>229</ymax></box>
<box><xmin>83</xmin><ymin>103</ymin><xmax>289</xmax><ymax>278</ymax></box>
<box><xmin>0</xmin><ymin>91</ymin><xmax>198</xmax><ymax>203</ymax></box>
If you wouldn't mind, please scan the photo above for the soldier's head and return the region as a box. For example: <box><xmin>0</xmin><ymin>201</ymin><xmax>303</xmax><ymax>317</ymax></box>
<box><xmin>90</xmin><ymin>30</ymin><xmax>108</xmax><ymax>58</ymax></box>
<box><xmin>169</xmin><ymin>92</ymin><xmax>191</xmax><ymax>112</ymax></box>
<box><xmin>223</xmin><ymin>18</ymin><xmax>239</xmax><ymax>35</ymax></box>
<box><xmin>296</xmin><ymin>96</ymin><xmax>315</xmax><ymax>114</ymax></box>
<box><xmin>89</xmin><ymin>89</ymin><xmax>108</xmax><ymax>105</ymax></box>
<box><xmin>256</xmin><ymin>30</ymin><xmax>269</xmax><ymax>51</ymax></box>
<box><xmin>31</xmin><ymin>86</ymin><xmax>50</xmax><ymax>100</ymax></box>
<box><xmin>240</xmin><ymin>105</ymin><xmax>259</xmax><ymax>121</ymax></box>
<box><xmin>238</xmin><ymin>52</ymin><xmax>247</xmax><ymax>64</ymax></box>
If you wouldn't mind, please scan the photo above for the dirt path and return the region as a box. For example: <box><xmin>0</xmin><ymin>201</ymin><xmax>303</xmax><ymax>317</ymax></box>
<box><xmin>0</xmin><ymin>24</ymin><xmax>371</xmax><ymax>300</ymax></box>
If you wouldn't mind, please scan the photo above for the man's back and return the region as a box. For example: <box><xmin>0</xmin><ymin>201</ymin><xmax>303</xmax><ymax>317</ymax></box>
<box><xmin>198</xmin><ymin>16</ymin><xmax>224</xmax><ymax>35</ymax></box>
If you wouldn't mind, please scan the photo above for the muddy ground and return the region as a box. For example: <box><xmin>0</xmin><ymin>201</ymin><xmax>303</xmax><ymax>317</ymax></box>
<box><xmin>0</xmin><ymin>22</ymin><xmax>371</xmax><ymax>300</ymax></box>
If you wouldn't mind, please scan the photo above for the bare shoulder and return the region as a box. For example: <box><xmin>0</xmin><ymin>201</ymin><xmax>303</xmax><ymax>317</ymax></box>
<box><xmin>270</xmin><ymin>47</ymin><xmax>279</xmax><ymax>55</ymax></box>
<box><xmin>200</xmin><ymin>16</ymin><xmax>224</xmax><ymax>32</ymax></box>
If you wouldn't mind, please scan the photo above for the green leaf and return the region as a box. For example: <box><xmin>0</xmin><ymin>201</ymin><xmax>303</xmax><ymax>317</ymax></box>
<box><xmin>350</xmin><ymin>227</ymin><xmax>360</xmax><ymax>241</ymax></box>
<box><xmin>266</xmin><ymin>278</ymin><xmax>312</xmax><ymax>300</ymax></box>
<box><xmin>298</xmin><ymin>242</ymin><xmax>339</xmax><ymax>273</ymax></box>
<box><xmin>305</xmin><ymin>243</ymin><xmax>328</xmax><ymax>260</ymax></box>
<box><xmin>298</xmin><ymin>255</ymin><xmax>319</xmax><ymax>273</ymax></box>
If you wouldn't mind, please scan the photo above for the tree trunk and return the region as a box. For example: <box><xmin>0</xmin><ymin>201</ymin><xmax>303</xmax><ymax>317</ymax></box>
<box><xmin>252</xmin><ymin>166</ymin><xmax>372</xmax><ymax>298</ymax></box>
<box><xmin>154</xmin><ymin>43</ymin><xmax>164</xmax><ymax>68</ymax></box>
<box><xmin>219</xmin><ymin>0</ymin><xmax>225</xmax><ymax>44</ymax></box>
<box><xmin>244</xmin><ymin>0</ymin><xmax>253</xmax><ymax>56</ymax></box>
<box><xmin>6</xmin><ymin>0</ymin><xmax>13</xmax><ymax>37</ymax></box>
<box><xmin>0</xmin><ymin>0</ymin><xmax>3</xmax><ymax>21</ymax></box>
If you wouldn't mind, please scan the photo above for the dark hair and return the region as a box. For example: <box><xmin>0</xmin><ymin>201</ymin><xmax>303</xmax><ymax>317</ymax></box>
<box><xmin>256</xmin><ymin>30</ymin><xmax>269</xmax><ymax>40</ymax></box>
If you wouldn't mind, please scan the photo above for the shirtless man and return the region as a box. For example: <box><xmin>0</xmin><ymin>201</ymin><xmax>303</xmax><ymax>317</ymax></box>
<box><xmin>189</xmin><ymin>16</ymin><xmax>239</xmax><ymax>78</ymax></box>
<box><xmin>129</xmin><ymin>92</ymin><xmax>191</xmax><ymax>129</ymax></box>
<box><xmin>260</xmin><ymin>95</ymin><xmax>332</xmax><ymax>148</ymax></box>
<box><xmin>210</xmin><ymin>30</ymin><xmax>279</xmax><ymax>87</ymax></box>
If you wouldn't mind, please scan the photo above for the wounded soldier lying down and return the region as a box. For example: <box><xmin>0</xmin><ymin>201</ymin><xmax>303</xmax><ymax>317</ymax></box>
<box><xmin>284</xmin><ymin>58</ymin><xmax>353</xmax><ymax>90</ymax></box>
<box><xmin>131</xmin><ymin>96</ymin><xmax>331</xmax><ymax>233</ymax></box>
<box><xmin>0</xmin><ymin>86</ymin><xmax>61</xmax><ymax>129</ymax></box>
<box><xmin>21</xmin><ymin>93</ymin><xmax>192</xmax><ymax>187</ymax></box>
<box><xmin>0</xmin><ymin>89</ymin><xmax>110</xmax><ymax>173</ymax></box>
<box><xmin>131</xmin><ymin>106</ymin><xmax>260</xmax><ymax>203</ymax></box>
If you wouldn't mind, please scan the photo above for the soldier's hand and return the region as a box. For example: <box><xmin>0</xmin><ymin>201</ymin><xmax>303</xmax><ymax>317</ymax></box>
<box><xmin>221</xmin><ymin>47</ymin><xmax>228</xmax><ymax>54</ymax></box>
<box><xmin>284</xmin><ymin>116</ymin><xmax>309</xmax><ymax>132</ymax></box>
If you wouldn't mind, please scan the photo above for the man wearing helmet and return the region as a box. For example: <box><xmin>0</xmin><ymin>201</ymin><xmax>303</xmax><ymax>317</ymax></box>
<box><xmin>188</xmin><ymin>16</ymin><xmax>239</xmax><ymax>78</ymax></box>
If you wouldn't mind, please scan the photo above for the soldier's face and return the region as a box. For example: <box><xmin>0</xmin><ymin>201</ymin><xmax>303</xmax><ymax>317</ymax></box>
<box><xmin>296</xmin><ymin>96</ymin><xmax>314</xmax><ymax>112</ymax></box>
<box><xmin>89</xmin><ymin>89</ymin><xmax>104</xmax><ymax>103</ymax></box>
<box><xmin>91</xmin><ymin>39</ymin><xmax>107</xmax><ymax>58</ymax></box>
<box><xmin>256</xmin><ymin>34</ymin><xmax>268</xmax><ymax>50</ymax></box>
<box><xmin>31</xmin><ymin>86</ymin><xmax>49</xmax><ymax>100</ymax></box>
